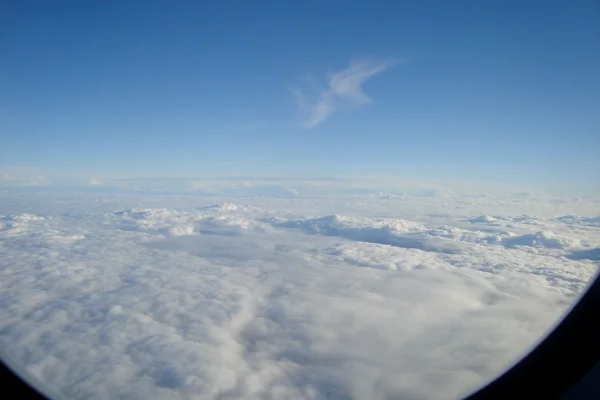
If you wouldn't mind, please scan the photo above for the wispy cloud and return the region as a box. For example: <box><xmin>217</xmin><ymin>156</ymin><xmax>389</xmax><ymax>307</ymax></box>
<box><xmin>294</xmin><ymin>58</ymin><xmax>400</xmax><ymax>128</ymax></box>
<box><xmin>0</xmin><ymin>166</ymin><xmax>47</xmax><ymax>187</ymax></box>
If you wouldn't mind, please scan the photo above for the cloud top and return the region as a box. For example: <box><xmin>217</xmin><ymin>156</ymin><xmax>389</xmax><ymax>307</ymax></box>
<box><xmin>1</xmin><ymin>195</ymin><xmax>597</xmax><ymax>400</ymax></box>
<box><xmin>294</xmin><ymin>59</ymin><xmax>399</xmax><ymax>128</ymax></box>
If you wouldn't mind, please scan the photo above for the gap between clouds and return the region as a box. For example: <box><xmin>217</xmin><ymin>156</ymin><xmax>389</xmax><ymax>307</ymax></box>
<box><xmin>293</xmin><ymin>58</ymin><xmax>402</xmax><ymax>128</ymax></box>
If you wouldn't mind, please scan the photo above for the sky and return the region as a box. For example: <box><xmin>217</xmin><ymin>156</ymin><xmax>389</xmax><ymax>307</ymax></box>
<box><xmin>1</xmin><ymin>0</ymin><xmax>599</xmax><ymax>194</ymax></box>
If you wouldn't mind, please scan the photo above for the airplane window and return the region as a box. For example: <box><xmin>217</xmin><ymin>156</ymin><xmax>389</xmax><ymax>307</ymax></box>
<box><xmin>1</xmin><ymin>1</ymin><xmax>598</xmax><ymax>399</ymax></box>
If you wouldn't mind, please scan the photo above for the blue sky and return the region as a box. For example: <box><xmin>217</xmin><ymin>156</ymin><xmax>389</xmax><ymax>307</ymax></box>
<box><xmin>1</xmin><ymin>1</ymin><xmax>598</xmax><ymax>194</ymax></box>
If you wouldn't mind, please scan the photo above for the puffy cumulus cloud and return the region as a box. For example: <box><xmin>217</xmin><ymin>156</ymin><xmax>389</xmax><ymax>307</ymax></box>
<box><xmin>89</xmin><ymin>177</ymin><xmax>103</xmax><ymax>186</ymax></box>
<box><xmin>501</xmin><ymin>231</ymin><xmax>581</xmax><ymax>249</ymax></box>
<box><xmin>556</xmin><ymin>215</ymin><xmax>600</xmax><ymax>227</ymax></box>
<box><xmin>0</xmin><ymin>192</ymin><xmax>599</xmax><ymax>400</ymax></box>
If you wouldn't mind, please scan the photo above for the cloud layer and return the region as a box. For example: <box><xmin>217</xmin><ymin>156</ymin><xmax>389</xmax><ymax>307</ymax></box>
<box><xmin>1</xmin><ymin>190</ymin><xmax>598</xmax><ymax>399</ymax></box>
<box><xmin>294</xmin><ymin>59</ymin><xmax>397</xmax><ymax>128</ymax></box>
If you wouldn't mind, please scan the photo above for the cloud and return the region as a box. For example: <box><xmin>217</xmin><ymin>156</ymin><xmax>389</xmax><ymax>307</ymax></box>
<box><xmin>1</xmin><ymin>191</ymin><xmax>598</xmax><ymax>399</ymax></box>
<box><xmin>294</xmin><ymin>59</ymin><xmax>399</xmax><ymax>128</ymax></box>
<box><xmin>0</xmin><ymin>166</ymin><xmax>47</xmax><ymax>186</ymax></box>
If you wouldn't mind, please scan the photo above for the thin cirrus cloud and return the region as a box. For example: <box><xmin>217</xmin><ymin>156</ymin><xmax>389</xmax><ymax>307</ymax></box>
<box><xmin>294</xmin><ymin>58</ymin><xmax>400</xmax><ymax>128</ymax></box>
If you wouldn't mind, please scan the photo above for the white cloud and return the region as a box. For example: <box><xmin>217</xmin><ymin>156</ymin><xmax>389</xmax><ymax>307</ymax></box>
<box><xmin>1</xmin><ymin>191</ymin><xmax>599</xmax><ymax>399</ymax></box>
<box><xmin>294</xmin><ymin>59</ymin><xmax>399</xmax><ymax>128</ymax></box>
